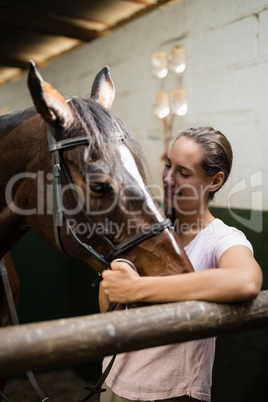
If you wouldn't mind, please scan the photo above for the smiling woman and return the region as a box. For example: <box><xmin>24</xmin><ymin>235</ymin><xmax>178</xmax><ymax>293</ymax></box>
<box><xmin>100</xmin><ymin>126</ymin><xmax>262</xmax><ymax>402</ymax></box>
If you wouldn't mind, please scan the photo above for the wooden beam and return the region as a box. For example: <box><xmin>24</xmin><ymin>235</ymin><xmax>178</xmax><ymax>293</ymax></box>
<box><xmin>0</xmin><ymin>56</ymin><xmax>29</xmax><ymax>70</ymax></box>
<box><xmin>0</xmin><ymin>291</ymin><xmax>268</xmax><ymax>376</ymax></box>
<box><xmin>0</xmin><ymin>1</ymin><xmax>177</xmax><ymax>42</ymax></box>
<box><xmin>0</xmin><ymin>8</ymin><xmax>101</xmax><ymax>41</ymax></box>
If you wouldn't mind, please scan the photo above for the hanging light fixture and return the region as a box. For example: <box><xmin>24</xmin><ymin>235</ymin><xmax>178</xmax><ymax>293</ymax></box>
<box><xmin>170</xmin><ymin>88</ymin><xmax>188</xmax><ymax>116</ymax></box>
<box><xmin>153</xmin><ymin>92</ymin><xmax>170</xmax><ymax>118</ymax></box>
<box><xmin>151</xmin><ymin>52</ymin><xmax>168</xmax><ymax>78</ymax></box>
<box><xmin>151</xmin><ymin>45</ymin><xmax>187</xmax><ymax>159</ymax></box>
<box><xmin>169</xmin><ymin>46</ymin><xmax>186</xmax><ymax>73</ymax></box>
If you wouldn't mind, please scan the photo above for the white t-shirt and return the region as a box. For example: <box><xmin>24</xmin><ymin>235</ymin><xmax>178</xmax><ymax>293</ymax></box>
<box><xmin>103</xmin><ymin>219</ymin><xmax>253</xmax><ymax>402</ymax></box>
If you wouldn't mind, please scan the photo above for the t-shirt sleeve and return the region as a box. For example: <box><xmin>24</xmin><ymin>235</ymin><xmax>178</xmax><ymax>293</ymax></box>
<box><xmin>212</xmin><ymin>227</ymin><xmax>253</xmax><ymax>267</ymax></box>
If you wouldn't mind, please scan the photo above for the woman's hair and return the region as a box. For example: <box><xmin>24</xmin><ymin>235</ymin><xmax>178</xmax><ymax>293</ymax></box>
<box><xmin>178</xmin><ymin>126</ymin><xmax>233</xmax><ymax>201</ymax></box>
<box><xmin>165</xmin><ymin>126</ymin><xmax>233</xmax><ymax>222</ymax></box>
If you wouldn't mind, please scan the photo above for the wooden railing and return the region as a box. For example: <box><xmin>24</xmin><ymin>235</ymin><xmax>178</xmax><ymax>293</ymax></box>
<box><xmin>1</xmin><ymin>290</ymin><xmax>268</xmax><ymax>376</ymax></box>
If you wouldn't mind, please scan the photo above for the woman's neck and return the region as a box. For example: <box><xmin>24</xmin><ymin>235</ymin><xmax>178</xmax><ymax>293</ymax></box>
<box><xmin>175</xmin><ymin>208</ymin><xmax>215</xmax><ymax>247</ymax></box>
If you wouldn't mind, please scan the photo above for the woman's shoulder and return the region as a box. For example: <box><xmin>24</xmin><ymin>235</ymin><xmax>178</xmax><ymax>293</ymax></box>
<box><xmin>185</xmin><ymin>218</ymin><xmax>253</xmax><ymax>270</ymax></box>
<box><xmin>209</xmin><ymin>218</ymin><xmax>248</xmax><ymax>239</ymax></box>
<box><xmin>209</xmin><ymin>218</ymin><xmax>238</xmax><ymax>232</ymax></box>
<box><xmin>185</xmin><ymin>218</ymin><xmax>252</xmax><ymax>252</ymax></box>
<box><xmin>203</xmin><ymin>218</ymin><xmax>253</xmax><ymax>256</ymax></box>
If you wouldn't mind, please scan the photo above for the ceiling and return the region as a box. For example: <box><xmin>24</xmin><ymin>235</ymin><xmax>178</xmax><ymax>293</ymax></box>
<box><xmin>0</xmin><ymin>0</ymin><xmax>174</xmax><ymax>87</ymax></box>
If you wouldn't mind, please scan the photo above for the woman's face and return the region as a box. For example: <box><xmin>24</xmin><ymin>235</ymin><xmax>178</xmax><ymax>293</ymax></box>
<box><xmin>162</xmin><ymin>136</ymin><xmax>212</xmax><ymax>216</ymax></box>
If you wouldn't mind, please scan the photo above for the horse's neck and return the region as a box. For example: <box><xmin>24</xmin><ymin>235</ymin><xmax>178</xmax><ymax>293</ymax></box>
<box><xmin>0</xmin><ymin>115</ymin><xmax>47</xmax><ymax>212</ymax></box>
<box><xmin>0</xmin><ymin>114</ymin><xmax>47</xmax><ymax>257</ymax></box>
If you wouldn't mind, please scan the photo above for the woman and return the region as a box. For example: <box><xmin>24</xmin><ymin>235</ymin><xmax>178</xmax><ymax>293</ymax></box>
<box><xmin>99</xmin><ymin>127</ymin><xmax>262</xmax><ymax>402</ymax></box>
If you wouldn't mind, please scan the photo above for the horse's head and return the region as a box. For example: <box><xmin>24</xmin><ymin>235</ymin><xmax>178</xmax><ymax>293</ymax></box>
<box><xmin>27</xmin><ymin>62</ymin><xmax>193</xmax><ymax>276</ymax></box>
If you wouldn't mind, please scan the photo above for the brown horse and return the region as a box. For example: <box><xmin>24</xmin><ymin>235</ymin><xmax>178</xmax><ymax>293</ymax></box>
<box><xmin>0</xmin><ymin>64</ymin><xmax>193</xmax><ymax>391</ymax></box>
<box><xmin>0</xmin><ymin>63</ymin><xmax>193</xmax><ymax>276</ymax></box>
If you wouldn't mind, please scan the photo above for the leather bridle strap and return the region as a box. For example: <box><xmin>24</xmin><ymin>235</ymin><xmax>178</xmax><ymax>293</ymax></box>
<box><xmin>0</xmin><ymin>390</ymin><xmax>10</xmax><ymax>402</ymax></box>
<box><xmin>0</xmin><ymin>259</ymin><xmax>50</xmax><ymax>402</ymax></box>
<box><xmin>48</xmin><ymin>128</ymin><xmax>110</xmax><ymax>267</ymax></box>
<box><xmin>47</xmin><ymin>127</ymin><xmax>173</xmax><ymax>271</ymax></box>
<box><xmin>80</xmin><ymin>354</ymin><xmax>116</xmax><ymax>402</ymax></box>
<box><xmin>106</xmin><ymin>218</ymin><xmax>172</xmax><ymax>261</ymax></box>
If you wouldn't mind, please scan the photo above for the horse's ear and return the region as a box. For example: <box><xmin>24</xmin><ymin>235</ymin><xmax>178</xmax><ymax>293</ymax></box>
<box><xmin>27</xmin><ymin>61</ymin><xmax>74</xmax><ymax>128</ymax></box>
<box><xmin>91</xmin><ymin>66</ymin><xmax>115</xmax><ymax>110</ymax></box>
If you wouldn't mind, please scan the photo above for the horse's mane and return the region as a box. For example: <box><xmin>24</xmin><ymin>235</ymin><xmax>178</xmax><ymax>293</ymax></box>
<box><xmin>0</xmin><ymin>96</ymin><xmax>147</xmax><ymax>180</ymax></box>
<box><xmin>0</xmin><ymin>107</ymin><xmax>38</xmax><ymax>138</ymax></box>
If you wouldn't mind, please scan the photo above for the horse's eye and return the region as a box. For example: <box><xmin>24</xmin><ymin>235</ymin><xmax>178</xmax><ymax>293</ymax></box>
<box><xmin>89</xmin><ymin>182</ymin><xmax>110</xmax><ymax>196</ymax></box>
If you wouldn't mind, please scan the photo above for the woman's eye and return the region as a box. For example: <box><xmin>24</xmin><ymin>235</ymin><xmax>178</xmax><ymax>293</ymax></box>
<box><xmin>89</xmin><ymin>182</ymin><xmax>110</xmax><ymax>196</ymax></box>
<box><xmin>180</xmin><ymin>171</ymin><xmax>190</xmax><ymax>178</ymax></box>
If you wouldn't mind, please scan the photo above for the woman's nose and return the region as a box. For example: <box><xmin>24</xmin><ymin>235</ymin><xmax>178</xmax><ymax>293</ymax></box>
<box><xmin>163</xmin><ymin>169</ymin><xmax>175</xmax><ymax>186</ymax></box>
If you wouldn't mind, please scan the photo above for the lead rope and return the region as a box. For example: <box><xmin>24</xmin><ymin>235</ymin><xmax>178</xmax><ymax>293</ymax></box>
<box><xmin>79</xmin><ymin>301</ymin><xmax>117</xmax><ymax>402</ymax></box>
<box><xmin>79</xmin><ymin>259</ymin><xmax>137</xmax><ymax>402</ymax></box>
<box><xmin>0</xmin><ymin>259</ymin><xmax>50</xmax><ymax>402</ymax></box>
<box><xmin>0</xmin><ymin>390</ymin><xmax>10</xmax><ymax>402</ymax></box>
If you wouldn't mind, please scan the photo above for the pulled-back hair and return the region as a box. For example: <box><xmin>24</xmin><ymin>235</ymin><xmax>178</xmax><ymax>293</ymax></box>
<box><xmin>176</xmin><ymin>127</ymin><xmax>233</xmax><ymax>201</ymax></box>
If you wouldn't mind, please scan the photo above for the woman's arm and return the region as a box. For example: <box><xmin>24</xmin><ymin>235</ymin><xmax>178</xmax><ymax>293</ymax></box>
<box><xmin>101</xmin><ymin>246</ymin><xmax>263</xmax><ymax>304</ymax></box>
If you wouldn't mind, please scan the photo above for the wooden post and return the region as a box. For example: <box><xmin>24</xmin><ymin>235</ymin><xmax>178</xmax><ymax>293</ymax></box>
<box><xmin>1</xmin><ymin>290</ymin><xmax>268</xmax><ymax>376</ymax></box>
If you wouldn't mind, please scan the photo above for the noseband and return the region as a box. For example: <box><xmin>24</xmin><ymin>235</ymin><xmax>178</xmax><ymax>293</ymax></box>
<box><xmin>47</xmin><ymin>127</ymin><xmax>172</xmax><ymax>272</ymax></box>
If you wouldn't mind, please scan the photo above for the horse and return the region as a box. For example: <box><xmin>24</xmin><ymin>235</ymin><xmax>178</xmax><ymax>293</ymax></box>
<box><xmin>0</xmin><ymin>62</ymin><xmax>193</xmax><ymax>393</ymax></box>
<box><xmin>0</xmin><ymin>62</ymin><xmax>193</xmax><ymax>275</ymax></box>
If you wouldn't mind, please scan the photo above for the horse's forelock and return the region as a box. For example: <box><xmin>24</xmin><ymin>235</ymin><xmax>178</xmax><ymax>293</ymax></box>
<box><xmin>70</xmin><ymin>96</ymin><xmax>147</xmax><ymax>178</ymax></box>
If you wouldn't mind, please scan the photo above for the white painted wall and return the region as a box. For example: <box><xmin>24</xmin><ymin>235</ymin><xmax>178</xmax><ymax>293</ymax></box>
<box><xmin>1</xmin><ymin>0</ymin><xmax>267</xmax><ymax>211</ymax></box>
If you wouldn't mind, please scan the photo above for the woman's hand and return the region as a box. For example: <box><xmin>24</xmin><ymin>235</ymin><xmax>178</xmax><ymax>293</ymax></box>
<box><xmin>102</xmin><ymin>260</ymin><xmax>141</xmax><ymax>304</ymax></box>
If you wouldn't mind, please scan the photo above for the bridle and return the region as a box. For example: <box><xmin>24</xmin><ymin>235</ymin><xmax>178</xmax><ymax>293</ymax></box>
<box><xmin>47</xmin><ymin>126</ymin><xmax>173</xmax><ymax>273</ymax></box>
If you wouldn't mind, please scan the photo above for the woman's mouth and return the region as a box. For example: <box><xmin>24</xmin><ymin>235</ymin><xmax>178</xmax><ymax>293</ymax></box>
<box><xmin>164</xmin><ymin>188</ymin><xmax>182</xmax><ymax>199</ymax></box>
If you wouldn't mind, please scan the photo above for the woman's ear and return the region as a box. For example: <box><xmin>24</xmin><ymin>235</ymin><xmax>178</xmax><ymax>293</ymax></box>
<box><xmin>209</xmin><ymin>171</ymin><xmax>225</xmax><ymax>192</ymax></box>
